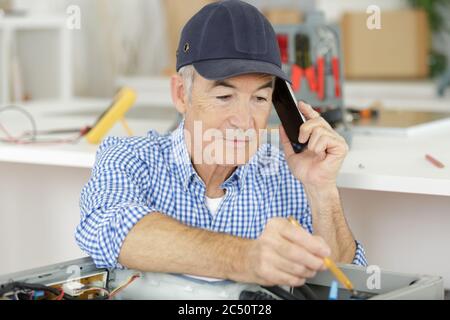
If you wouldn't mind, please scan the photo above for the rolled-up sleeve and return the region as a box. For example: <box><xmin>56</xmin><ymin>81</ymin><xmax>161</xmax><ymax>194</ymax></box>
<box><xmin>75</xmin><ymin>137</ymin><xmax>156</xmax><ymax>268</ymax></box>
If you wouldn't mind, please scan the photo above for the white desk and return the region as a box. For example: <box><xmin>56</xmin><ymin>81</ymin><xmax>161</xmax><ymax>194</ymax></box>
<box><xmin>0</xmin><ymin>100</ymin><xmax>176</xmax><ymax>168</ymax></box>
<box><xmin>1</xmin><ymin>97</ymin><xmax>450</xmax><ymax>287</ymax></box>
<box><xmin>339</xmin><ymin>122</ymin><xmax>450</xmax><ymax>196</ymax></box>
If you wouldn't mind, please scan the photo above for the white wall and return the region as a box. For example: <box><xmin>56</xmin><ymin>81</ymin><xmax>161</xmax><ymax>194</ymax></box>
<box><xmin>341</xmin><ymin>188</ymin><xmax>450</xmax><ymax>288</ymax></box>
<box><xmin>246</xmin><ymin>0</ymin><xmax>315</xmax><ymax>11</ymax></box>
<box><xmin>316</xmin><ymin>0</ymin><xmax>408</xmax><ymax>22</ymax></box>
<box><xmin>11</xmin><ymin>0</ymin><xmax>169</xmax><ymax>97</ymax></box>
<box><xmin>8</xmin><ymin>0</ymin><xmax>450</xmax><ymax>98</ymax></box>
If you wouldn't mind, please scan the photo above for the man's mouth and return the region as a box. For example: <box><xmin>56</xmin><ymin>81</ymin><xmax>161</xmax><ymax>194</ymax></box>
<box><xmin>224</xmin><ymin>138</ymin><xmax>251</xmax><ymax>147</ymax></box>
<box><xmin>225</xmin><ymin>138</ymin><xmax>249</xmax><ymax>142</ymax></box>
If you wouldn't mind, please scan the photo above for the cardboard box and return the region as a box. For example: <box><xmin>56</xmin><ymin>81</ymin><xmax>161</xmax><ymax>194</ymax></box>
<box><xmin>262</xmin><ymin>8</ymin><xmax>303</xmax><ymax>25</ymax></box>
<box><xmin>162</xmin><ymin>0</ymin><xmax>214</xmax><ymax>76</ymax></box>
<box><xmin>341</xmin><ymin>10</ymin><xmax>429</xmax><ymax>79</ymax></box>
<box><xmin>0</xmin><ymin>0</ymin><xmax>11</xmax><ymax>10</ymax></box>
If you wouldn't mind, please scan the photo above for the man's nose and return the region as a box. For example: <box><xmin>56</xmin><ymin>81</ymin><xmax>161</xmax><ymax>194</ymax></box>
<box><xmin>230</xmin><ymin>102</ymin><xmax>253</xmax><ymax>130</ymax></box>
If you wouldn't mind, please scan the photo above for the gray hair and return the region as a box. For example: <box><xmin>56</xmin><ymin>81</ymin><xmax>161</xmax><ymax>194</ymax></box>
<box><xmin>178</xmin><ymin>64</ymin><xmax>196</xmax><ymax>103</ymax></box>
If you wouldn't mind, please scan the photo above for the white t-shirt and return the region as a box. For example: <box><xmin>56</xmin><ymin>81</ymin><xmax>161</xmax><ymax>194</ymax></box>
<box><xmin>205</xmin><ymin>195</ymin><xmax>225</xmax><ymax>216</ymax></box>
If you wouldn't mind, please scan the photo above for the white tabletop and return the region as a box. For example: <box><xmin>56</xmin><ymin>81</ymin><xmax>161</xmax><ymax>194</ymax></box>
<box><xmin>0</xmin><ymin>99</ymin><xmax>176</xmax><ymax>168</ymax></box>
<box><xmin>1</xmin><ymin>98</ymin><xmax>449</xmax><ymax>196</ymax></box>
<box><xmin>338</xmin><ymin>122</ymin><xmax>450</xmax><ymax>196</ymax></box>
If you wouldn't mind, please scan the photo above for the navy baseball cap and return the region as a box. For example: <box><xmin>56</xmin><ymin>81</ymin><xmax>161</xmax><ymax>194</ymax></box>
<box><xmin>176</xmin><ymin>0</ymin><xmax>290</xmax><ymax>82</ymax></box>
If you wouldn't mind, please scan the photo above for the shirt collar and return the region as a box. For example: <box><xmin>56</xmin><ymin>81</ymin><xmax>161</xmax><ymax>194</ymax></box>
<box><xmin>171</xmin><ymin>119</ymin><xmax>197</xmax><ymax>190</ymax></box>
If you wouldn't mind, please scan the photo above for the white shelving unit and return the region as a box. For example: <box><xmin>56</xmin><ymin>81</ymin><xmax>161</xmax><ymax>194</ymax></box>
<box><xmin>0</xmin><ymin>15</ymin><xmax>72</xmax><ymax>105</ymax></box>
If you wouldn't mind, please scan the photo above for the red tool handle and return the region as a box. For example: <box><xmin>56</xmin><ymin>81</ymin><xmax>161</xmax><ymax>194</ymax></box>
<box><xmin>305</xmin><ymin>66</ymin><xmax>317</xmax><ymax>92</ymax></box>
<box><xmin>291</xmin><ymin>64</ymin><xmax>302</xmax><ymax>92</ymax></box>
<box><xmin>317</xmin><ymin>57</ymin><xmax>325</xmax><ymax>100</ymax></box>
<box><xmin>332</xmin><ymin>57</ymin><xmax>341</xmax><ymax>98</ymax></box>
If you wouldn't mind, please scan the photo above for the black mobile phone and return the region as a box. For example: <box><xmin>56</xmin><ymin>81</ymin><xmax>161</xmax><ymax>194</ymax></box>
<box><xmin>272</xmin><ymin>77</ymin><xmax>307</xmax><ymax>153</ymax></box>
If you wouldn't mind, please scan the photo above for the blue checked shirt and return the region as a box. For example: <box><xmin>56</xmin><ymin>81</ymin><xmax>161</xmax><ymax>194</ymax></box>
<box><xmin>76</xmin><ymin>121</ymin><xmax>367</xmax><ymax>269</ymax></box>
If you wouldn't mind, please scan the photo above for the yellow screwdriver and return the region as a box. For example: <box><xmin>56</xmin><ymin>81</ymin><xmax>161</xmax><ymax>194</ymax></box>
<box><xmin>287</xmin><ymin>216</ymin><xmax>356</xmax><ymax>293</ymax></box>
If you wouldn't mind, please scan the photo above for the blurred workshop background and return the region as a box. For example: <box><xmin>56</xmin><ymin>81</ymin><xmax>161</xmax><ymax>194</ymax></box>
<box><xmin>1</xmin><ymin>0</ymin><xmax>450</xmax><ymax>290</ymax></box>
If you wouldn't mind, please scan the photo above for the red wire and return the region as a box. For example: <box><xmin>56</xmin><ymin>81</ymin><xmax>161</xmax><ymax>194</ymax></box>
<box><xmin>0</xmin><ymin>122</ymin><xmax>89</xmax><ymax>145</ymax></box>
<box><xmin>0</xmin><ymin>122</ymin><xmax>19</xmax><ymax>141</ymax></box>
<box><xmin>55</xmin><ymin>288</ymin><xmax>64</xmax><ymax>300</ymax></box>
<box><xmin>1</xmin><ymin>135</ymin><xmax>82</xmax><ymax>145</ymax></box>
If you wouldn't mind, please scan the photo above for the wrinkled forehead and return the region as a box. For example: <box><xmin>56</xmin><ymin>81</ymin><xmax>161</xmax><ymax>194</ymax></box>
<box><xmin>201</xmin><ymin>73</ymin><xmax>276</xmax><ymax>90</ymax></box>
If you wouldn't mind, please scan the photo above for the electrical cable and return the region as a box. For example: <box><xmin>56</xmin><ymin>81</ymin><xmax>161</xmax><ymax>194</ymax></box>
<box><xmin>0</xmin><ymin>282</ymin><xmax>60</xmax><ymax>298</ymax></box>
<box><xmin>239</xmin><ymin>290</ymin><xmax>277</xmax><ymax>300</ymax></box>
<box><xmin>108</xmin><ymin>274</ymin><xmax>140</xmax><ymax>299</ymax></box>
<box><xmin>55</xmin><ymin>288</ymin><xmax>64</xmax><ymax>300</ymax></box>
<box><xmin>297</xmin><ymin>284</ymin><xmax>319</xmax><ymax>300</ymax></box>
<box><xmin>261</xmin><ymin>285</ymin><xmax>305</xmax><ymax>300</ymax></box>
<box><xmin>78</xmin><ymin>286</ymin><xmax>110</xmax><ymax>297</ymax></box>
<box><xmin>0</xmin><ymin>282</ymin><xmax>79</xmax><ymax>300</ymax></box>
<box><xmin>0</xmin><ymin>105</ymin><xmax>37</xmax><ymax>143</ymax></box>
<box><xmin>0</xmin><ymin>105</ymin><xmax>91</xmax><ymax>145</ymax></box>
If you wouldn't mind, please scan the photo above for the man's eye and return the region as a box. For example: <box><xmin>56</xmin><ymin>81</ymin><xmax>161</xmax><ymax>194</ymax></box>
<box><xmin>216</xmin><ymin>95</ymin><xmax>232</xmax><ymax>101</ymax></box>
<box><xmin>256</xmin><ymin>96</ymin><xmax>268</xmax><ymax>102</ymax></box>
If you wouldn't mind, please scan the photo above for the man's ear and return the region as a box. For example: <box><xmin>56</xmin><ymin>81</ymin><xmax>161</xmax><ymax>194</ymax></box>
<box><xmin>171</xmin><ymin>74</ymin><xmax>188</xmax><ymax>114</ymax></box>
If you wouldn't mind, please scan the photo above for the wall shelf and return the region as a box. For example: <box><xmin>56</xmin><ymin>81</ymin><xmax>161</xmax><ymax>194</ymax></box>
<box><xmin>0</xmin><ymin>15</ymin><xmax>72</xmax><ymax>105</ymax></box>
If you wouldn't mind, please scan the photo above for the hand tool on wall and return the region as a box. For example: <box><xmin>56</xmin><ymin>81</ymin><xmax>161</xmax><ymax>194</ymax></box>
<box><xmin>291</xmin><ymin>34</ymin><xmax>317</xmax><ymax>93</ymax></box>
<box><xmin>277</xmin><ymin>34</ymin><xmax>289</xmax><ymax>64</ymax></box>
<box><xmin>330</xmin><ymin>40</ymin><xmax>342</xmax><ymax>99</ymax></box>
<box><xmin>315</xmin><ymin>43</ymin><xmax>330</xmax><ymax>101</ymax></box>
<box><xmin>315</xmin><ymin>26</ymin><xmax>342</xmax><ymax>100</ymax></box>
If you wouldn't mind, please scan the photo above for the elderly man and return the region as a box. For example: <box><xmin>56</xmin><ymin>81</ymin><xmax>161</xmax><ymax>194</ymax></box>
<box><xmin>76</xmin><ymin>0</ymin><xmax>366</xmax><ymax>287</ymax></box>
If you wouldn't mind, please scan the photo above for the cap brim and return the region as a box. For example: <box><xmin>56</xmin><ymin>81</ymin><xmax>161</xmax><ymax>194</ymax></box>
<box><xmin>193</xmin><ymin>59</ymin><xmax>290</xmax><ymax>83</ymax></box>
